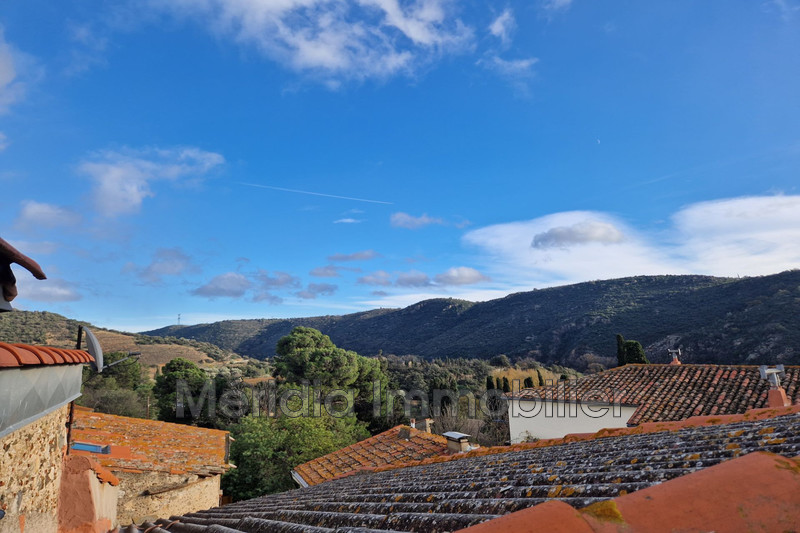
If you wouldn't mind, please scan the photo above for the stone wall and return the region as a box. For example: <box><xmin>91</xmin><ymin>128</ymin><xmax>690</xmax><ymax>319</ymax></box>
<box><xmin>0</xmin><ymin>406</ymin><xmax>69</xmax><ymax>533</ymax></box>
<box><xmin>114</xmin><ymin>471</ymin><xmax>220</xmax><ymax>526</ymax></box>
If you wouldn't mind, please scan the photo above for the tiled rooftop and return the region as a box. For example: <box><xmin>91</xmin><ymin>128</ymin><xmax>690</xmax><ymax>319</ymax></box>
<box><xmin>70</xmin><ymin>408</ymin><xmax>230</xmax><ymax>476</ymax></box>
<box><xmin>511</xmin><ymin>364</ymin><xmax>800</xmax><ymax>425</ymax></box>
<box><xmin>0</xmin><ymin>341</ymin><xmax>93</xmax><ymax>368</ymax></box>
<box><xmin>144</xmin><ymin>406</ymin><xmax>800</xmax><ymax>533</ymax></box>
<box><xmin>293</xmin><ymin>425</ymin><xmax>449</xmax><ymax>486</ymax></box>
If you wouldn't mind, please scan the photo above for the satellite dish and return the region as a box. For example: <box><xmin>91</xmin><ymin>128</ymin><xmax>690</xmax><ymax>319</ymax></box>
<box><xmin>77</xmin><ymin>326</ymin><xmax>104</xmax><ymax>372</ymax></box>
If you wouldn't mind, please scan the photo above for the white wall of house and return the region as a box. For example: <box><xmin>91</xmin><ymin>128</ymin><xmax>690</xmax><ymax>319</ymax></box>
<box><xmin>508</xmin><ymin>399</ymin><xmax>638</xmax><ymax>443</ymax></box>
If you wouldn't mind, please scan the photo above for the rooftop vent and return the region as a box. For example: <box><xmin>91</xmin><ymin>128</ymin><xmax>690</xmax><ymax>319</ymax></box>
<box><xmin>668</xmin><ymin>348</ymin><xmax>682</xmax><ymax>365</ymax></box>
<box><xmin>409</xmin><ymin>418</ymin><xmax>434</xmax><ymax>433</ymax></box>
<box><xmin>760</xmin><ymin>365</ymin><xmax>791</xmax><ymax>408</ymax></box>
<box><xmin>443</xmin><ymin>431</ymin><xmax>472</xmax><ymax>453</ymax></box>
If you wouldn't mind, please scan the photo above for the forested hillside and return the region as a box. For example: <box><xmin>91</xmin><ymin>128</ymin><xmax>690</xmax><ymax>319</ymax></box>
<box><xmin>144</xmin><ymin>271</ymin><xmax>800</xmax><ymax>370</ymax></box>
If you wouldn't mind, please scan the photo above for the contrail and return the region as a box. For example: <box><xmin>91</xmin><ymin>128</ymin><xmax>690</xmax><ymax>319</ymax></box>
<box><xmin>237</xmin><ymin>182</ymin><xmax>393</xmax><ymax>205</ymax></box>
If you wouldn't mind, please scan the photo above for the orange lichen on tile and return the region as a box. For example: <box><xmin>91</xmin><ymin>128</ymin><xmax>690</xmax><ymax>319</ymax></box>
<box><xmin>293</xmin><ymin>425</ymin><xmax>449</xmax><ymax>486</ymax></box>
<box><xmin>360</xmin><ymin>405</ymin><xmax>800</xmax><ymax>477</ymax></box>
<box><xmin>457</xmin><ymin>452</ymin><xmax>800</xmax><ymax>533</ymax></box>
<box><xmin>70</xmin><ymin>408</ymin><xmax>230</xmax><ymax>477</ymax></box>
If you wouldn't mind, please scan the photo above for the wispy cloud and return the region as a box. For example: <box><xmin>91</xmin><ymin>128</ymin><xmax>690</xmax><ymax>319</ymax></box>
<box><xmin>328</xmin><ymin>249</ymin><xmax>381</xmax><ymax>262</ymax></box>
<box><xmin>489</xmin><ymin>9</ymin><xmax>516</xmax><ymax>45</ymax></box>
<box><xmin>541</xmin><ymin>0</ymin><xmax>574</xmax><ymax>14</ymax></box>
<box><xmin>238</xmin><ymin>182</ymin><xmax>392</xmax><ymax>205</ymax></box>
<box><xmin>124</xmin><ymin>247</ymin><xmax>199</xmax><ymax>284</ymax></box>
<box><xmin>767</xmin><ymin>0</ymin><xmax>800</xmax><ymax>20</ymax></box>
<box><xmin>64</xmin><ymin>22</ymin><xmax>109</xmax><ymax>76</ymax></box>
<box><xmin>395</xmin><ymin>270</ymin><xmax>432</xmax><ymax>287</ymax></box>
<box><xmin>358</xmin><ymin>270</ymin><xmax>392</xmax><ymax>286</ymax></box>
<box><xmin>0</xmin><ymin>132</ymin><xmax>8</xmax><ymax>152</ymax></box>
<box><xmin>15</xmin><ymin>201</ymin><xmax>82</xmax><ymax>232</ymax></box>
<box><xmin>148</xmin><ymin>0</ymin><xmax>473</xmax><ymax>84</ymax></box>
<box><xmin>478</xmin><ymin>55</ymin><xmax>538</xmax><ymax>94</ymax></box>
<box><xmin>17</xmin><ymin>278</ymin><xmax>81</xmax><ymax>303</ymax></box>
<box><xmin>78</xmin><ymin>146</ymin><xmax>224</xmax><ymax>217</ymax></box>
<box><xmin>191</xmin><ymin>272</ymin><xmax>252</xmax><ymax>298</ymax></box>
<box><xmin>390</xmin><ymin>212</ymin><xmax>444</xmax><ymax>229</ymax></box>
<box><xmin>255</xmin><ymin>270</ymin><xmax>301</xmax><ymax>289</ymax></box>
<box><xmin>310</xmin><ymin>265</ymin><xmax>359</xmax><ymax>277</ymax></box>
<box><xmin>334</xmin><ymin>217</ymin><xmax>364</xmax><ymax>224</ymax></box>
<box><xmin>0</xmin><ymin>26</ymin><xmax>41</xmax><ymax>115</ymax></box>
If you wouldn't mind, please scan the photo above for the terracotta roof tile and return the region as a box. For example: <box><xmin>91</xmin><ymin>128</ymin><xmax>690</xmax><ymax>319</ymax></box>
<box><xmin>293</xmin><ymin>425</ymin><xmax>449</xmax><ymax>486</ymax></box>
<box><xmin>70</xmin><ymin>408</ymin><xmax>230</xmax><ymax>477</ymax></box>
<box><xmin>0</xmin><ymin>341</ymin><xmax>93</xmax><ymax>368</ymax></box>
<box><xmin>153</xmin><ymin>406</ymin><xmax>800</xmax><ymax>532</ymax></box>
<box><xmin>511</xmin><ymin>364</ymin><xmax>800</xmax><ymax>424</ymax></box>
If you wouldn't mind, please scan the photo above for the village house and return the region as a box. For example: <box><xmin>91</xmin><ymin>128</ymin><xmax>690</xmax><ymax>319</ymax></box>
<box><xmin>70</xmin><ymin>408</ymin><xmax>232</xmax><ymax>526</ymax></box>
<box><xmin>291</xmin><ymin>418</ymin><xmax>448</xmax><ymax>487</ymax></box>
<box><xmin>506</xmin><ymin>360</ymin><xmax>799</xmax><ymax>442</ymax></box>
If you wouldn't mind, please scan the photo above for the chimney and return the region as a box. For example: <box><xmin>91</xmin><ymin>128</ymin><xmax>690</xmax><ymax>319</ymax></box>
<box><xmin>760</xmin><ymin>365</ymin><xmax>791</xmax><ymax>408</ymax></box>
<box><xmin>409</xmin><ymin>418</ymin><xmax>416</xmax><ymax>429</ymax></box>
<box><xmin>418</xmin><ymin>418</ymin><xmax>434</xmax><ymax>433</ymax></box>
<box><xmin>668</xmin><ymin>348</ymin><xmax>682</xmax><ymax>365</ymax></box>
<box><xmin>443</xmin><ymin>431</ymin><xmax>472</xmax><ymax>453</ymax></box>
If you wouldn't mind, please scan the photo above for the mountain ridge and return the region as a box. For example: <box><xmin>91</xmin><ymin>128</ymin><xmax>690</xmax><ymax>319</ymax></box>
<box><xmin>143</xmin><ymin>271</ymin><xmax>800</xmax><ymax>370</ymax></box>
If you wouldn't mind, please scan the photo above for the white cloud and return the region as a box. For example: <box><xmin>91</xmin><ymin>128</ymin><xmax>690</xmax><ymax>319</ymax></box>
<box><xmin>488</xmin><ymin>9</ymin><xmax>515</xmax><ymax>45</ymax></box>
<box><xmin>311</xmin><ymin>265</ymin><xmax>353</xmax><ymax>277</ymax></box>
<box><xmin>0</xmin><ymin>132</ymin><xmax>8</xmax><ymax>151</ymax></box>
<box><xmin>358</xmin><ymin>270</ymin><xmax>392</xmax><ymax>286</ymax></box>
<box><xmin>78</xmin><ymin>146</ymin><xmax>224</xmax><ymax>217</ymax></box>
<box><xmin>296</xmin><ymin>282</ymin><xmax>338</xmax><ymax>299</ymax></box>
<box><xmin>192</xmin><ymin>272</ymin><xmax>252</xmax><ymax>298</ymax></box>
<box><xmin>673</xmin><ymin>196</ymin><xmax>800</xmax><ymax>276</ymax></box>
<box><xmin>127</xmin><ymin>247</ymin><xmax>198</xmax><ymax>284</ymax></box>
<box><xmin>147</xmin><ymin>0</ymin><xmax>473</xmax><ymax>83</ymax></box>
<box><xmin>17</xmin><ymin>278</ymin><xmax>81</xmax><ymax>302</ymax></box>
<box><xmin>329</xmin><ymin>249</ymin><xmax>381</xmax><ymax>261</ymax></box>
<box><xmin>0</xmin><ymin>26</ymin><xmax>41</xmax><ymax>115</ymax></box>
<box><xmin>532</xmin><ymin>220</ymin><xmax>626</xmax><ymax>249</ymax></box>
<box><xmin>464</xmin><ymin>211</ymin><xmax>681</xmax><ymax>286</ymax></box>
<box><xmin>395</xmin><ymin>269</ymin><xmax>431</xmax><ymax>287</ymax></box>
<box><xmin>390</xmin><ymin>211</ymin><xmax>444</xmax><ymax>229</ymax></box>
<box><xmin>334</xmin><ymin>217</ymin><xmax>363</xmax><ymax>224</ymax></box>
<box><xmin>15</xmin><ymin>201</ymin><xmax>82</xmax><ymax>231</ymax></box>
<box><xmin>434</xmin><ymin>266</ymin><xmax>489</xmax><ymax>285</ymax></box>
<box><xmin>462</xmin><ymin>196</ymin><xmax>800</xmax><ymax>289</ymax></box>
<box><xmin>255</xmin><ymin>270</ymin><xmax>301</xmax><ymax>289</ymax></box>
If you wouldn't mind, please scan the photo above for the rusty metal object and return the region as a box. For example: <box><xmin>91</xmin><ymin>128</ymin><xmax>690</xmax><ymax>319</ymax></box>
<box><xmin>0</xmin><ymin>237</ymin><xmax>47</xmax><ymax>303</ymax></box>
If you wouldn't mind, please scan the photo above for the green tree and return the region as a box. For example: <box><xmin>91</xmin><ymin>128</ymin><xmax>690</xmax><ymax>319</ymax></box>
<box><xmin>490</xmin><ymin>354</ymin><xmax>511</xmax><ymax>367</ymax></box>
<box><xmin>485</xmin><ymin>375</ymin><xmax>495</xmax><ymax>390</ymax></box>
<box><xmin>154</xmin><ymin>358</ymin><xmax>212</xmax><ymax>425</ymax></box>
<box><xmin>523</xmin><ymin>376</ymin><xmax>534</xmax><ymax>388</ymax></box>
<box><xmin>222</xmin><ymin>413</ymin><xmax>368</xmax><ymax>500</ymax></box>
<box><xmin>616</xmin><ymin>334</ymin><xmax>626</xmax><ymax>367</ymax></box>
<box><xmin>623</xmin><ymin>340</ymin><xmax>650</xmax><ymax>365</ymax></box>
<box><xmin>502</xmin><ymin>376</ymin><xmax>511</xmax><ymax>393</ymax></box>
<box><xmin>274</xmin><ymin>327</ymin><xmax>359</xmax><ymax>390</ymax></box>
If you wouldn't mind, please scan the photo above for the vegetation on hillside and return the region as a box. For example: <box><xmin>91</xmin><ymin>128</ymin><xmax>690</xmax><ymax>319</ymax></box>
<box><xmin>144</xmin><ymin>271</ymin><xmax>800</xmax><ymax>370</ymax></box>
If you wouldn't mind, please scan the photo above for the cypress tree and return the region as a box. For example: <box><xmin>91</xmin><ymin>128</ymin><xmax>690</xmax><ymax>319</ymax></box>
<box><xmin>502</xmin><ymin>377</ymin><xmax>511</xmax><ymax>393</ymax></box>
<box><xmin>523</xmin><ymin>376</ymin><xmax>534</xmax><ymax>388</ymax></box>
<box><xmin>486</xmin><ymin>375</ymin><xmax>495</xmax><ymax>391</ymax></box>
<box><xmin>616</xmin><ymin>334</ymin><xmax>626</xmax><ymax>366</ymax></box>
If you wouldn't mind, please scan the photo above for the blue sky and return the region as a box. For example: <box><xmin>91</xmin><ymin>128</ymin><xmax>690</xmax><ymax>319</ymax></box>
<box><xmin>1</xmin><ymin>0</ymin><xmax>800</xmax><ymax>332</ymax></box>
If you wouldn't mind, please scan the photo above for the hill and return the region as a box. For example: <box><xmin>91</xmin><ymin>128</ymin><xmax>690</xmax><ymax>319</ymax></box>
<box><xmin>142</xmin><ymin>271</ymin><xmax>800</xmax><ymax>370</ymax></box>
<box><xmin>0</xmin><ymin>310</ymin><xmax>247</xmax><ymax>369</ymax></box>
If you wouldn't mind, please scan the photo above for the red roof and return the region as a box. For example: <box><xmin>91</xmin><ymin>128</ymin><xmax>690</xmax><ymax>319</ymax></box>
<box><xmin>456</xmin><ymin>451</ymin><xmax>800</xmax><ymax>533</ymax></box>
<box><xmin>511</xmin><ymin>364</ymin><xmax>800</xmax><ymax>425</ymax></box>
<box><xmin>0</xmin><ymin>341</ymin><xmax>93</xmax><ymax>368</ymax></box>
<box><xmin>70</xmin><ymin>408</ymin><xmax>230</xmax><ymax>477</ymax></box>
<box><xmin>293</xmin><ymin>425</ymin><xmax>450</xmax><ymax>486</ymax></box>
